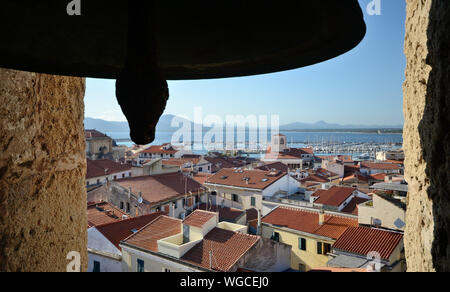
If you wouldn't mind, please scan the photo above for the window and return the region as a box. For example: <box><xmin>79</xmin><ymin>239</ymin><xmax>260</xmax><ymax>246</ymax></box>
<box><xmin>113</xmin><ymin>175</ymin><xmax>117</xmax><ymax>180</ymax></box>
<box><xmin>317</xmin><ymin>242</ymin><xmax>331</xmax><ymax>255</ymax></box>
<box><xmin>324</xmin><ymin>243</ymin><xmax>331</xmax><ymax>254</ymax></box>
<box><xmin>93</xmin><ymin>261</ymin><xmax>100</xmax><ymax>272</ymax></box>
<box><xmin>271</xmin><ymin>231</ymin><xmax>280</xmax><ymax>242</ymax></box>
<box><xmin>232</xmin><ymin>194</ymin><xmax>239</xmax><ymax>202</ymax></box>
<box><xmin>120</xmin><ymin>202</ymin><xmax>124</xmax><ymax>210</ymax></box>
<box><xmin>137</xmin><ymin>259</ymin><xmax>145</xmax><ymax>272</ymax></box>
<box><xmin>126</xmin><ymin>202</ymin><xmax>130</xmax><ymax>213</ymax></box>
<box><xmin>298</xmin><ymin>237</ymin><xmax>307</xmax><ymax>251</ymax></box>
<box><xmin>97</xmin><ymin>179</ymin><xmax>100</xmax><ymax>184</ymax></box>
<box><xmin>211</xmin><ymin>191</ymin><xmax>217</xmax><ymax>196</ymax></box>
<box><xmin>122</xmin><ymin>173</ymin><xmax>125</xmax><ymax>178</ymax></box>
<box><xmin>317</xmin><ymin>242</ymin><xmax>323</xmax><ymax>255</ymax></box>
<box><xmin>251</xmin><ymin>197</ymin><xmax>256</xmax><ymax>207</ymax></box>
<box><xmin>199</xmin><ymin>167</ymin><xmax>203</xmax><ymax>172</ymax></box>
<box><xmin>163</xmin><ymin>268</ymin><xmax>171</xmax><ymax>272</ymax></box>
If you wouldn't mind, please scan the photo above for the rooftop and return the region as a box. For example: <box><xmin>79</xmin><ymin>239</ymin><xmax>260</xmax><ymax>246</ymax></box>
<box><xmin>122</xmin><ymin>216</ymin><xmax>182</xmax><ymax>252</ymax></box>
<box><xmin>360</xmin><ymin>162</ymin><xmax>401</xmax><ymax>170</ymax></box>
<box><xmin>205</xmin><ymin>168</ymin><xmax>285</xmax><ymax>190</ymax></box>
<box><xmin>87</xmin><ymin>202</ymin><xmax>127</xmax><ymax>227</ymax></box>
<box><xmin>332</xmin><ymin>226</ymin><xmax>404</xmax><ymax>261</ymax></box>
<box><xmin>256</xmin><ymin>162</ymin><xmax>289</xmax><ymax>173</ymax></box>
<box><xmin>264</xmin><ymin>147</ymin><xmax>314</xmax><ymax>160</ymax></box>
<box><xmin>141</xmin><ymin>144</ymin><xmax>178</xmax><ymax>155</ymax></box>
<box><xmin>86</xmin><ymin>159</ymin><xmax>131</xmax><ymax>179</ymax></box>
<box><xmin>85</xmin><ymin>129</ymin><xmax>110</xmax><ymax>139</ymax></box>
<box><xmin>115</xmin><ymin>172</ymin><xmax>203</xmax><ymax>204</ymax></box>
<box><xmin>341</xmin><ymin>197</ymin><xmax>370</xmax><ymax>215</ymax></box>
<box><xmin>180</xmin><ymin>227</ymin><xmax>260</xmax><ymax>272</ymax></box>
<box><xmin>343</xmin><ymin>173</ymin><xmax>369</xmax><ymax>183</ymax></box>
<box><xmin>370</xmin><ymin>182</ymin><xmax>408</xmax><ymax>193</ymax></box>
<box><xmin>312</xmin><ymin>186</ymin><xmax>358</xmax><ymax>207</ymax></box>
<box><xmin>183</xmin><ymin>210</ymin><xmax>217</xmax><ymax>228</ymax></box>
<box><xmin>262</xmin><ymin>207</ymin><xmax>358</xmax><ymax>239</ymax></box>
<box><xmin>94</xmin><ymin>212</ymin><xmax>165</xmax><ymax>250</ymax></box>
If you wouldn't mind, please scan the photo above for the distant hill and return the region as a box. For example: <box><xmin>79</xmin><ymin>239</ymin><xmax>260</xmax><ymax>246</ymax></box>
<box><xmin>84</xmin><ymin>114</ymin><xmax>207</xmax><ymax>133</ymax></box>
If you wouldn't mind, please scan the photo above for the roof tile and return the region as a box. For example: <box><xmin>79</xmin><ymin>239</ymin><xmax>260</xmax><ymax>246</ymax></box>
<box><xmin>262</xmin><ymin>207</ymin><xmax>358</xmax><ymax>239</ymax></box>
<box><xmin>332</xmin><ymin>227</ymin><xmax>403</xmax><ymax>260</ymax></box>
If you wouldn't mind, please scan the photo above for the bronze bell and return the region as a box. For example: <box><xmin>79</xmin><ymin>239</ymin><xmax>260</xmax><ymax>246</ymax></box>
<box><xmin>0</xmin><ymin>1</ymin><xmax>366</xmax><ymax>144</ymax></box>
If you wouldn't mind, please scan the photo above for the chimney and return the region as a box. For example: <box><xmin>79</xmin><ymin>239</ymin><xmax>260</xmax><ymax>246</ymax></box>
<box><xmin>319</xmin><ymin>209</ymin><xmax>325</xmax><ymax>225</ymax></box>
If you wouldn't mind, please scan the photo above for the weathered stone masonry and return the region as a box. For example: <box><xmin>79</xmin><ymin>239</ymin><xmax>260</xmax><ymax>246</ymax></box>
<box><xmin>403</xmin><ymin>0</ymin><xmax>450</xmax><ymax>272</ymax></box>
<box><xmin>0</xmin><ymin>69</ymin><xmax>87</xmax><ymax>272</ymax></box>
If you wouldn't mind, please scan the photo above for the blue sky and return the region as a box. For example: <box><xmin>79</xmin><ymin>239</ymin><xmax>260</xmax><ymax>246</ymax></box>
<box><xmin>85</xmin><ymin>0</ymin><xmax>406</xmax><ymax>126</ymax></box>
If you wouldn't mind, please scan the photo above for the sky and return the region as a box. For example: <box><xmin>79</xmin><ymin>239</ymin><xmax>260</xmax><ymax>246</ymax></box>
<box><xmin>84</xmin><ymin>0</ymin><xmax>407</xmax><ymax>126</ymax></box>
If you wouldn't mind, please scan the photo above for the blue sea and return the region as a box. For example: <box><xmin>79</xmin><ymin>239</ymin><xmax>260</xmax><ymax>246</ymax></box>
<box><xmin>110</xmin><ymin>131</ymin><xmax>403</xmax><ymax>152</ymax></box>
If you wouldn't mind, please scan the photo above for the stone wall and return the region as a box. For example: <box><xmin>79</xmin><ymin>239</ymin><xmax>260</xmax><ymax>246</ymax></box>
<box><xmin>0</xmin><ymin>69</ymin><xmax>87</xmax><ymax>272</ymax></box>
<box><xmin>403</xmin><ymin>0</ymin><xmax>450</xmax><ymax>272</ymax></box>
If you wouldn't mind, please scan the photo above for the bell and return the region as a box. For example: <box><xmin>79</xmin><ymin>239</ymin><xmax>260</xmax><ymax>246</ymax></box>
<box><xmin>0</xmin><ymin>1</ymin><xmax>366</xmax><ymax>144</ymax></box>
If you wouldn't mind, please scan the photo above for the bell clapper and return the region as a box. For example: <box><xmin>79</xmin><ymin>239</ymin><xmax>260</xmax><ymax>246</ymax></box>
<box><xmin>116</xmin><ymin>1</ymin><xmax>169</xmax><ymax>145</ymax></box>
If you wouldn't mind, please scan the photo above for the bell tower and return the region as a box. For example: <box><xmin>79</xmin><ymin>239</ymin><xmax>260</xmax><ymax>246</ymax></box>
<box><xmin>271</xmin><ymin>134</ymin><xmax>287</xmax><ymax>153</ymax></box>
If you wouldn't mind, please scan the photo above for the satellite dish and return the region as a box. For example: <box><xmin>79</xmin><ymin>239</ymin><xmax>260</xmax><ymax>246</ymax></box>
<box><xmin>138</xmin><ymin>197</ymin><xmax>143</xmax><ymax>204</ymax></box>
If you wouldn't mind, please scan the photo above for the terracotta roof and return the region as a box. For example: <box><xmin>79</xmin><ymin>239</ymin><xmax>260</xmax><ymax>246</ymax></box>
<box><xmin>262</xmin><ymin>207</ymin><xmax>358</xmax><ymax>239</ymax></box>
<box><xmin>300</xmin><ymin>174</ymin><xmax>329</xmax><ymax>183</ymax></box>
<box><xmin>86</xmin><ymin>159</ymin><xmax>132</xmax><ymax>179</ymax></box>
<box><xmin>369</xmin><ymin>173</ymin><xmax>388</xmax><ymax>181</ymax></box>
<box><xmin>163</xmin><ymin>157</ymin><xmax>202</xmax><ymax>167</ymax></box>
<box><xmin>87</xmin><ymin>202</ymin><xmax>128</xmax><ymax>227</ymax></box>
<box><xmin>300</xmin><ymin>169</ymin><xmax>338</xmax><ymax>184</ymax></box>
<box><xmin>181</xmin><ymin>228</ymin><xmax>260</xmax><ymax>272</ymax></box>
<box><xmin>341</xmin><ymin>197</ymin><xmax>370</xmax><ymax>215</ymax></box>
<box><xmin>95</xmin><ymin>212</ymin><xmax>165</xmax><ymax>250</ymax></box>
<box><xmin>204</xmin><ymin>156</ymin><xmax>246</xmax><ymax>172</ymax></box>
<box><xmin>312</xmin><ymin>186</ymin><xmax>357</xmax><ymax>207</ymax></box>
<box><xmin>195</xmin><ymin>204</ymin><xmax>245</xmax><ymax>222</ymax></box>
<box><xmin>256</xmin><ymin>162</ymin><xmax>288</xmax><ymax>172</ymax></box>
<box><xmin>141</xmin><ymin>145</ymin><xmax>178</xmax><ymax>155</ymax></box>
<box><xmin>360</xmin><ymin>162</ymin><xmax>401</xmax><ymax>170</ymax></box>
<box><xmin>264</xmin><ymin>148</ymin><xmax>313</xmax><ymax>160</ymax></box>
<box><xmin>332</xmin><ymin>227</ymin><xmax>403</xmax><ymax>261</ymax></box>
<box><xmin>85</xmin><ymin>129</ymin><xmax>109</xmax><ymax>139</ymax></box>
<box><xmin>192</xmin><ymin>173</ymin><xmax>213</xmax><ymax>185</ymax></box>
<box><xmin>123</xmin><ymin>216</ymin><xmax>182</xmax><ymax>252</ymax></box>
<box><xmin>183</xmin><ymin>210</ymin><xmax>217</xmax><ymax>228</ymax></box>
<box><xmin>115</xmin><ymin>172</ymin><xmax>203</xmax><ymax>204</ymax></box>
<box><xmin>385</xmin><ymin>160</ymin><xmax>404</xmax><ymax>165</ymax></box>
<box><xmin>343</xmin><ymin>173</ymin><xmax>369</xmax><ymax>183</ymax></box>
<box><xmin>205</xmin><ymin>168</ymin><xmax>285</xmax><ymax>190</ymax></box>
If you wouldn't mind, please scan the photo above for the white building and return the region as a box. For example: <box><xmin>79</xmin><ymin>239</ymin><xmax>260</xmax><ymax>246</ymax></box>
<box><xmin>87</xmin><ymin>213</ymin><xmax>164</xmax><ymax>272</ymax></box>
<box><xmin>86</xmin><ymin>159</ymin><xmax>132</xmax><ymax>187</ymax></box>
<box><xmin>204</xmin><ymin>168</ymin><xmax>299</xmax><ymax>212</ymax></box>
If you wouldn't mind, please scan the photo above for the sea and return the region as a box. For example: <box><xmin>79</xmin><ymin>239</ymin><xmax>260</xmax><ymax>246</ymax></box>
<box><xmin>110</xmin><ymin>131</ymin><xmax>403</xmax><ymax>157</ymax></box>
